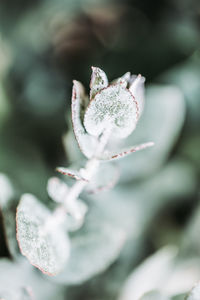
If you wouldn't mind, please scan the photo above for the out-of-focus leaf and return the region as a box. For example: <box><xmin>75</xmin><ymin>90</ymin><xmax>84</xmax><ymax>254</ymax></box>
<box><xmin>0</xmin><ymin>258</ymin><xmax>66</xmax><ymax>300</ymax></box>
<box><xmin>84</xmin><ymin>84</ymin><xmax>138</xmax><ymax>138</ymax></box>
<box><xmin>186</xmin><ymin>283</ymin><xmax>200</xmax><ymax>300</ymax></box>
<box><xmin>118</xmin><ymin>246</ymin><xmax>177</xmax><ymax>300</ymax></box>
<box><xmin>0</xmin><ymin>287</ymin><xmax>33</xmax><ymax>300</ymax></box>
<box><xmin>50</xmin><ymin>201</ymin><xmax>126</xmax><ymax>285</ymax></box>
<box><xmin>139</xmin><ymin>290</ymin><xmax>170</xmax><ymax>300</ymax></box>
<box><xmin>16</xmin><ymin>194</ymin><xmax>70</xmax><ymax>275</ymax></box>
<box><xmin>118</xmin><ymin>85</ymin><xmax>185</xmax><ymax>181</ymax></box>
<box><xmin>160</xmin><ymin>55</ymin><xmax>200</xmax><ymax>132</ymax></box>
<box><xmin>162</xmin><ymin>258</ymin><xmax>200</xmax><ymax>297</ymax></box>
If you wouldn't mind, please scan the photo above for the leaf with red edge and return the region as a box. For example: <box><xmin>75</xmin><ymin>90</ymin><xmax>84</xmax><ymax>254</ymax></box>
<box><xmin>98</xmin><ymin>142</ymin><xmax>154</xmax><ymax>161</ymax></box>
<box><xmin>71</xmin><ymin>80</ymin><xmax>97</xmax><ymax>158</ymax></box>
<box><xmin>84</xmin><ymin>84</ymin><xmax>139</xmax><ymax>138</ymax></box>
<box><xmin>90</xmin><ymin>66</ymin><xmax>108</xmax><ymax>99</ymax></box>
<box><xmin>129</xmin><ymin>74</ymin><xmax>145</xmax><ymax>119</ymax></box>
<box><xmin>16</xmin><ymin>194</ymin><xmax>70</xmax><ymax>276</ymax></box>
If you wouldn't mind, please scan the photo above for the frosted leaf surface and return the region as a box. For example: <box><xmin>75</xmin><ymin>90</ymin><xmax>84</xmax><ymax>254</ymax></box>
<box><xmin>84</xmin><ymin>84</ymin><xmax>138</xmax><ymax>138</ymax></box>
<box><xmin>187</xmin><ymin>283</ymin><xmax>200</xmax><ymax>300</ymax></box>
<box><xmin>90</xmin><ymin>66</ymin><xmax>108</xmax><ymax>99</ymax></box>
<box><xmin>56</xmin><ymin>167</ymin><xmax>88</xmax><ymax>181</ymax></box>
<box><xmin>98</xmin><ymin>142</ymin><xmax>154</xmax><ymax>161</ymax></box>
<box><xmin>47</xmin><ymin>177</ymin><xmax>68</xmax><ymax>203</ymax></box>
<box><xmin>50</xmin><ymin>202</ymin><xmax>126</xmax><ymax>285</ymax></box>
<box><xmin>16</xmin><ymin>194</ymin><xmax>70</xmax><ymax>275</ymax></box>
<box><xmin>72</xmin><ymin>80</ymin><xmax>97</xmax><ymax>158</ymax></box>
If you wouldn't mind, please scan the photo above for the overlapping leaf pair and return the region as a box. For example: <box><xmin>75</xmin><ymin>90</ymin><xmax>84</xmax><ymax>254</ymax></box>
<box><xmin>68</xmin><ymin>66</ymin><xmax>153</xmax><ymax>161</ymax></box>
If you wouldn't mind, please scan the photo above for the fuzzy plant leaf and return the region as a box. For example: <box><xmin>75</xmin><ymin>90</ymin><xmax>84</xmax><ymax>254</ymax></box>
<box><xmin>71</xmin><ymin>80</ymin><xmax>97</xmax><ymax>158</ymax></box>
<box><xmin>90</xmin><ymin>66</ymin><xmax>108</xmax><ymax>99</ymax></box>
<box><xmin>98</xmin><ymin>142</ymin><xmax>154</xmax><ymax>161</ymax></box>
<box><xmin>186</xmin><ymin>283</ymin><xmax>200</xmax><ymax>300</ymax></box>
<box><xmin>16</xmin><ymin>194</ymin><xmax>70</xmax><ymax>275</ymax></box>
<box><xmin>84</xmin><ymin>84</ymin><xmax>139</xmax><ymax>138</ymax></box>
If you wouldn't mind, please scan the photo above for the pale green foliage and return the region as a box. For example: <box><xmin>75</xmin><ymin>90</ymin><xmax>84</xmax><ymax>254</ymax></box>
<box><xmin>0</xmin><ymin>287</ymin><xmax>33</xmax><ymax>300</ymax></box>
<box><xmin>186</xmin><ymin>283</ymin><xmax>200</xmax><ymax>300</ymax></box>
<box><xmin>16</xmin><ymin>194</ymin><xmax>70</xmax><ymax>275</ymax></box>
<box><xmin>15</xmin><ymin>67</ymin><xmax>153</xmax><ymax>280</ymax></box>
<box><xmin>50</xmin><ymin>201</ymin><xmax>126</xmax><ymax>284</ymax></box>
<box><xmin>84</xmin><ymin>84</ymin><xmax>138</xmax><ymax>138</ymax></box>
<box><xmin>0</xmin><ymin>258</ymin><xmax>66</xmax><ymax>300</ymax></box>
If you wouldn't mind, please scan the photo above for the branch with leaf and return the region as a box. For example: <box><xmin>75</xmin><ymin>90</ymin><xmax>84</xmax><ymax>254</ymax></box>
<box><xmin>16</xmin><ymin>67</ymin><xmax>154</xmax><ymax>275</ymax></box>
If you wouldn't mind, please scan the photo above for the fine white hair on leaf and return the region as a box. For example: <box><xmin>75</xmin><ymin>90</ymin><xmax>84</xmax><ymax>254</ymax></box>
<box><xmin>71</xmin><ymin>80</ymin><xmax>98</xmax><ymax>158</ymax></box>
<box><xmin>90</xmin><ymin>66</ymin><xmax>108</xmax><ymax>99</ymax></box>
<box><xmin>16</xmin><ymin>194</ymin><xmax>70</xmax><ymax>276</ymax></box>
<box><xmin>84</xmin><ymin>84</ymin><xmax>139</xmax><ymax>138</ymax></box>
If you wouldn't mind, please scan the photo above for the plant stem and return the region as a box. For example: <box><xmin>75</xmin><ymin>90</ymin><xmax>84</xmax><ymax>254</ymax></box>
<box><xmin>48</xmin><ymin>127</ymin><xmax>112</xmax><ymax>229</ymax></box>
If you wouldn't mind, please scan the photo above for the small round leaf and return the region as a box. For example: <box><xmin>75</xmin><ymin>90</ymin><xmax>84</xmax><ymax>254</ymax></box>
<box><xmin>16</xmin><ymin>194</ymin><xmax>70</xmax><ymax>275</ymax></box>
<box><xmin>84</xmin><ymin>84</ymin><xmax>138</xmax><ymax>138</ymax></box>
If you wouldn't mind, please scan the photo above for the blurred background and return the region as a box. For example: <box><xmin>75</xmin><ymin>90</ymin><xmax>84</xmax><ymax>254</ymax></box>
<box><xmin>0</xmin><ymin>0</ymin><xmax>200</xmax><ymax>299</ymax></box>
